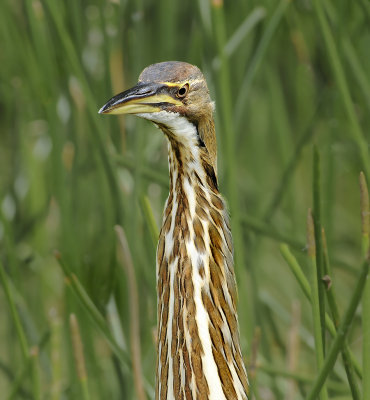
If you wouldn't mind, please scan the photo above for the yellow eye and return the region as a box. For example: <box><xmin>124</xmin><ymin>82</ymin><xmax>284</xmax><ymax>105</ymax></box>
<box><xmin>177</xmin><ymin>83</ymin><xmax>189</xmax><ymax>98</ymax></box>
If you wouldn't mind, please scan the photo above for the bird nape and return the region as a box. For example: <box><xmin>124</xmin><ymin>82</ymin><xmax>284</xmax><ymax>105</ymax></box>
<box><xmin>99</xmin><ymin>61</ymin><xmax>249</xmax><ymax>400</ymax></box>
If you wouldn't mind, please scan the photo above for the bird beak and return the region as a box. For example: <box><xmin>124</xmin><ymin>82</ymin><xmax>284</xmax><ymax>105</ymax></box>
<box><xmin>98</xmin><ymin>82</ymin><xmax>182</xmax><ymax>115</ymax></box>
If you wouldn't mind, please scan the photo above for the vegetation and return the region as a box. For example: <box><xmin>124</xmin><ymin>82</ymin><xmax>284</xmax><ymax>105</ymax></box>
<box><xmin>0</xmin><ymin>0</ymin><xmax>369</xmax><ymax>399</ymax></box>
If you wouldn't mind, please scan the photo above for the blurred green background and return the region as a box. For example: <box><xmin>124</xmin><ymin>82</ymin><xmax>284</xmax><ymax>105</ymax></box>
<box><xmin>1</xmin><ymin>0</ymin><xmax>369</xmax><ymax>399</ymax></box>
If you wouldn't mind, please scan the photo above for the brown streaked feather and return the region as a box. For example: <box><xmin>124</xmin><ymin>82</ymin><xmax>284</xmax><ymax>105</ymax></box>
<box><xmin>235</xmin><ymin>352</ymin><xmax>250</xmax><ymax>395</ymax></box>
<box><xmin>212</xmin><ymin>346</ymin><xmax>238</xmax><ymax>400</ymax></box>
<box><xmin>209</xmin><ymin>208</ymin><xmax>223</xmax><ymax>229</ymax></box>
<box><xmin>172</xmin><ymin>276</ymin><xmax>181</xmax><ymax>396</ymax></box>
<box><xmin>211</xmin><ymin>194</ymin><xmax>224</xmax><ymax>211</ymax></box>
<box><xmin>162</xmin><ymin>213</ymin><xmax>172</xmax><ymax>235</ymax></box>
<box><xmin>202</xmin><ymin>290</ymin><xmax>224</xmax><ymax>329</ymax></box>
<box><xmin>220</xmin><ymin>221</ymin><xmax>233</xmax><ymax>254</ymax></box>
<box><xmin>198</xmin><ymin>117</ymin><xmax>217</xmax><ymax>175</ymax></box>
<box><xmin>157</xmin><ymin>235</ymin><xmax>165</xmax><ymax>267</ymax></box>
<box><xmin>208</xmin><ymin>223</ymin><xmax>223</xmax><ymax>254</ymax></box>
<box><xmin>198</xmin><ymin>261</ymin><xmax>206</xmax><ymax>279</ymax></box>
<box><xmin>210</xmin><ymin>243</ymin><xmax>225</xmax><ymax>270</ymax></box>
<box><xmin>195</xmin><ymin>204</ymin><xmax>208</xmax><ymax>221</ymax></box>
<box><xmin>160</xmin><ymin>360</ymin><xmax>168</xmax><ymax>400</ymax></box>
<box><xmin>196</xmin><ymin>187</ymin><xmax>209</xmax><ymax>210</ymax></box>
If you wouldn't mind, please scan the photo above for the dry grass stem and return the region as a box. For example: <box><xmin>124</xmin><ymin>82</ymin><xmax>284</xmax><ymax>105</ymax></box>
<box><xmin>115</xmin><ymin>225</ymin><xmax>147</xmax><ymax>400</ymax></box>
<box><xmin>286</xmin><ymin>300</ymin><xmax>301</xmax><ymax>400</ymax></box>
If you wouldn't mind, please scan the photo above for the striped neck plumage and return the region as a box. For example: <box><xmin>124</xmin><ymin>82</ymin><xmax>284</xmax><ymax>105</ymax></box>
<box><xmin>155</xmin><ymin>114</ymin><xmax>249</xmax><ymax>400</ymax></box>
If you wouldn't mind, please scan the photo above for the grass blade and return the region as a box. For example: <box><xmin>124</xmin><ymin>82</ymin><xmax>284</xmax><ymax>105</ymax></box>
<box><xmin>313</xmin><ymin>0</ymin><xmax>370</xmax><ymax>178</ymax></box>
<box><xmin>307</xmin><ymin>208</ymin><xmax>328</xmax><ymax>400</ymax></box>
<box><xmin>360</xmin><ymin>172</ymin><xmax>370</xmax><ymax>398</ymax></box>
<box><xmin>322</xmin><ymin>229</ymin><xmax>360</xmax><ymax>400</ymax></box>
<box><xmin>0</xmin><ymin>261</ymin><xmax>29</xmax><ymax>361</ymax></box>
<box><xmin>312</xmin><ymin>147</ymin><xmax>326</xmax><ymax>351</ymax></box>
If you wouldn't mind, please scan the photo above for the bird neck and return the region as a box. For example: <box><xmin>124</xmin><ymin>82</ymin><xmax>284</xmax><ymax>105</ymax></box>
<box><xmin>155</xmin><ymin>119</ymin><xmax>249</xmax><ymax>400</ymax></box>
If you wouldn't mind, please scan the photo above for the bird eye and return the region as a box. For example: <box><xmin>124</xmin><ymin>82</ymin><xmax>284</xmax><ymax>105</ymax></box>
<box><xmin>177</xmin><ymin>84</ymin><xmax>189</xmax><ymax>98</ymax></box>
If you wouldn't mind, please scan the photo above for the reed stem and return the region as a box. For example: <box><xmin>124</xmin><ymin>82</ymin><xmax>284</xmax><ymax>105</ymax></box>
<box><xmin>306</xmin><ymin>257</ymin><xmax>369</xmax><ymax>400</ymax></box>
<box><xmin>312</xmin><ymin>147</ymin><xmax>326</xmax><ymax>350</ymax></box>
<box><xmin>306</xmin><ymin>209</ymin><xmax>328</xmax><ymax>400</ymax></box>
<box><xmin>321</xmin><ymin>229</ymin><xmax>360</xmax><ymax>400</ymax></box>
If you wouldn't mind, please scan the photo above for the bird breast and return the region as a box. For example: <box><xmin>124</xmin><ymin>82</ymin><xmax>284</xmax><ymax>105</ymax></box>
<box><xmin>155</xmin><ymin>141</ymin><xmax>249</xmax><ymax>400</ymax></box>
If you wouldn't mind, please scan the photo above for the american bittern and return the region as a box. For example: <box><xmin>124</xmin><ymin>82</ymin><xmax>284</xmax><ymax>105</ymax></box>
<box><xmin>99</xmin><ymin>61</ymin><xmax>249</xmax><ymax>400</ymax></box>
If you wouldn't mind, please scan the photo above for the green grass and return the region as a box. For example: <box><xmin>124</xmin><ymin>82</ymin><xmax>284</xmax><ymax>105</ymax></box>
<box><xmin>0</xmin><ymin>0</ymin><xmax>369</xmax><ymax>399</ymax></box>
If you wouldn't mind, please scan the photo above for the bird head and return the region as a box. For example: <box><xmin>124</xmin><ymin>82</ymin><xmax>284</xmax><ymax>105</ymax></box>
<box><xmin>99</xmin><ymin>61</ymin><xmax>217</xmax><ymax>169</ymax></box>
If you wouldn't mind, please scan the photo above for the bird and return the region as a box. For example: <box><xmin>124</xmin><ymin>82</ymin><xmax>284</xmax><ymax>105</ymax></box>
<box><xmin>99</xmin><ymin>61</ymin><xmax>249</xmax><ymax>400</ymax></box>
